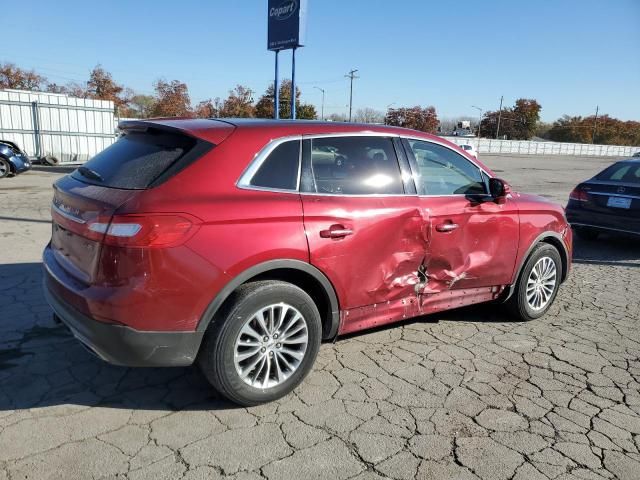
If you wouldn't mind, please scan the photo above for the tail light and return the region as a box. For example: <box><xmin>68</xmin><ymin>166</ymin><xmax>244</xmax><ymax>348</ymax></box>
<box><xmin>569</xmin><ymin>186</ymin><xmax>588</xmax><ymax>202</ymax></box>
<box><xmin>87</xmin><ymin>214</ymin><xmax>200</xmax><ymax>248</ymax></box>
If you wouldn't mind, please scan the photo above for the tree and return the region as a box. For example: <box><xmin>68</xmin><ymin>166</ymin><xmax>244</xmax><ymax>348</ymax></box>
<box><xmin>0</xmin><ymin>63</ymin><xmax>46</xmax><ymax>90</ymax></box>
<box><xmin>194</xmin><ymin>98</ymin><xmax>222</xmax><ymax>118</ymax></box>
<box><xmin>548</xmin><ymin>115</ymin><xmax>640</xmax><ymax>146</ymax></box>
<box><xmin>327</xmin><ymin>113</ymin><xmax>347</xmax><ymax>122</ymax></box>
<box><xmin>218</xmin><ymin>85</ymin><xmax>255</xmax><ymax>118</ymax></box>
<box><xmin>384</xmin><ymin>106</ymin><xmax>439</xmax><ymax>133</ymax></box>
<box><xmin>480</xmin><ymin>98</ymin><xmax>541</xmax><ymax>140</ymax></box>
<box><xmin>152</xmin><ymin>79</ymin><xmax>192</xmax><ymax>117</ymax></box>
<box><xmin>354</xmin><ymin>108</ymin><xmax>384</xmax><ymax>124</ymax></box>
<box><xmin>87</xmin><ymin>65</ymin><xmax>125</xmax><ymax>108</ymax></box>
<box><xmin>254</xmin><ymin>80</ymin><xmax>317</xmax><ymax>120</ymax></box>
<box><xmin>129</xmin><ymin>94</ymin><xmax>156</xmax><ymax>118</ymax></box>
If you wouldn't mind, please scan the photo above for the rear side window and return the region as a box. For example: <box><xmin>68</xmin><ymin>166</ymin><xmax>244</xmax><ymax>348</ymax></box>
<box><xmin>249</xmin><ymin>140</ymin><xmax>300</xmax><ymax>190</ymax></box>
<box><xmin>596</xmin><ymin>163</ymin><xmax>640</xmax><ymax>183</ymax></box>
<box><xmin>307</xmin><ymin>136</ymin><xmax>404</xmax><ymax>195</ymax></box>
<box><xmin>71</xmin><ymin>128</ymin><xmax>208</xmax><ymax>189</ymax></box>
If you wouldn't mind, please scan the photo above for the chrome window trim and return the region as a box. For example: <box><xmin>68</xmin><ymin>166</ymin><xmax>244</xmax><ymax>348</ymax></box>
<box><xmin>236</xmin><ymin>135</ymin><xmax>303</xmax><ymax>193</ymax></box>
<box><xmin>236</xmin><ymin>131</ymin><xmax>493</xmax><ymax>197</ymax></box>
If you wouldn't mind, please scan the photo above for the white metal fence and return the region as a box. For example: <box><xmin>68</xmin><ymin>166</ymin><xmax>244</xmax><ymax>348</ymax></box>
<box><xmin>442</xmin><ymin>136</ymin><xmax>639</xmax><ymax>157</ymax></box>
<box><xmin>0</xmin><ymin>89</ymin><xmax>116</xmax><ymax>163</ymax></box>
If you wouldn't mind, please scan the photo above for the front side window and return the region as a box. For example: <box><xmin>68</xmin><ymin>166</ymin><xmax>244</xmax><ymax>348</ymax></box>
<box><xmin>404</xmin><ymin>140</ymin><xmax>486</xmax><ymax>195</ymax></box>
<box><xmin>307</xmin><ymin>136</ymin><xmax>404</xmax><ymax>195</ymax></box>
<box><xmin>249</xmin><ymin>139</ymin><xmax>300</xmax><ymax>190</ymax></box>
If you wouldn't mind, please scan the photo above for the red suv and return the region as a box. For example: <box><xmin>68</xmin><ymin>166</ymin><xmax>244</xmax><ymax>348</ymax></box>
<box><xmin>44</xmin><ymin>119</ymin><xmax>572</xmax><ymax>405</ymax></box>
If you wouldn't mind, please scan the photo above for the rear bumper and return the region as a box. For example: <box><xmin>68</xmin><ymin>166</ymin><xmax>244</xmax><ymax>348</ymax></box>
<box><xmin>43</xmin><ymin>272</ymin><xmax>203</xmax><ymax>367</ymax></box>
<box><xmin>566</xmin><ymin>207</ymin><xmax>640</xmax><ymax>236</ymax></box>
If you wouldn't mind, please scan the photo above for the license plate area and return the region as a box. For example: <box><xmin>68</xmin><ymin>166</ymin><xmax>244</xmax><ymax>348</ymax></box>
<box><xmin>607</xmin><ymin>196</ymin><xmax>631</xmax><ymax>209</ymax></box>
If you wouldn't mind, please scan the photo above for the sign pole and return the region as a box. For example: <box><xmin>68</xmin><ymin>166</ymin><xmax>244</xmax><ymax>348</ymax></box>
<box><xmin>291</xmin><ymin>48</ymin><xmax>296</xmax><ymax>119</ymax></box>
<box><xmin>274</xmin><ymin>50</ymin><xmax>280</xmax><ymax>120</ymax></box>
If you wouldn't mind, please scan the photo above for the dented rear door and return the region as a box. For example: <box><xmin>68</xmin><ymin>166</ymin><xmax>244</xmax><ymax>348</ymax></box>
<box><xmin>300</xmin><ymin>135</ymin><xmax>425</xmax><ymax>310</ymax></box>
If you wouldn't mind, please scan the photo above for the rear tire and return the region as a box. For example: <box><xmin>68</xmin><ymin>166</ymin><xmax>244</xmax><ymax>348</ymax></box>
<box><xmin>507</xmin><ymin>243</ymin><xmax>562</xmax><ymax>321</ymax></box>
<box><xmin>198</xmin><ymin>280</ymin><xmax>321</xmax><ymax>406</ymax></box>
<box><xmin>574</xmin><ymin>226</ymin><xmax>599</xmax><ymax>241</ymax></box>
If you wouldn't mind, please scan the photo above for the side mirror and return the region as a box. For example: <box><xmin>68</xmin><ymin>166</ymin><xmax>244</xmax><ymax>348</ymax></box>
<box><xmin>489</xmin><ymin>178</ymin><xmax>508</xmax><ymax>198</ymax></box>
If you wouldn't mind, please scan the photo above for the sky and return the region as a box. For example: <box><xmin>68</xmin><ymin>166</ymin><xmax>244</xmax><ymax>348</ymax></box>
<box><xmin>3</xmin><ymin>0</ymin><xmax>639</xmax><ymax>122</ymax></box>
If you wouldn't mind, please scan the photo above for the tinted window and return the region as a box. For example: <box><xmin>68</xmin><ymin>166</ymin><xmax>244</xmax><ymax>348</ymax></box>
<box><xmin>405</xmin><ymin>140</ymin><xmax>486</xmax><ymax>195</ymax></box>
<box><xmin>309</xmin><ymin>136</ymin><xmax>403</xmax><ymax>195</ymax></box>
<box><xmin>596</xmin><ymin>162</ymin><xmax>640</xmax><ymax>183</ymax></box>
<box><xmin>71</xmin><ymin>129</ymin><xmax>203</xmax><ymax>189</ymax></box>
<box><xmin>250</xmin><ymin>140</ymin><xmax>300</xmax><ymax>190</ymax></box>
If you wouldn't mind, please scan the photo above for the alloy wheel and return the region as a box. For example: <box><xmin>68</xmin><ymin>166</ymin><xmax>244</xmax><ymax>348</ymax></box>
<box><xmin>233</xmin><ymin>303</ymin><xmax>308</xmax><ymax>389</ymax></box>
<box><xmin>526</xmin><ymin>256</ymin><xmax>557</xmax><ymax>311</ymax></box>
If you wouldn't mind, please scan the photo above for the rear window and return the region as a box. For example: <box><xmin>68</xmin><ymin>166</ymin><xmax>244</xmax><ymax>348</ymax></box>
<box><xmin>71</xmin><ymin>128</ymin><xmax>209</xmax><ymax>189</ymax></box>
<box><xmin>596</xmin><ymin>162</ymin><xmax>640</xmax><ymax>184</ymax></box>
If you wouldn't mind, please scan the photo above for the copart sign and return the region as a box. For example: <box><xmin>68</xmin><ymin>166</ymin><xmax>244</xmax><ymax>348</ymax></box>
<box><xmin>268</xmin><ymin>0</ymin><xmax>307</xmax><ymax>51</ymax></box>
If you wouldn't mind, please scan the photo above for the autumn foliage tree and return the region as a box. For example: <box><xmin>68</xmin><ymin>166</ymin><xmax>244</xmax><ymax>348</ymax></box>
<box><xmin>0</xmin><ymin>63</ymin><xmax>46</xmax><ymax>90</ymax></box>
<box><xmin>480</xmin><ymin>98</ymin><xmax>542</xmax><ymax>140</ymax></box>
<box><xmin>385</xmin><ymin>106</ymin><xmax>439</xmax><ymax>133</ymax></box>
<box><xmin>86</xmin><ymin>65</ymin><xmax>125</xmax><ymax>108</ymax></box>
<box><xmin>151</xmin><ymin>79</ymin><xmax>192</xmax><ymax>117</ymax></box>
<box><xmin>548</xmin><ymin>115</ymin><xmax>640</xmax><ymax>146</ymax></box>
<box><xmin>218</xmin><ymin>85</ymin><xmax>255</xmax><ymax>118</ymax></box>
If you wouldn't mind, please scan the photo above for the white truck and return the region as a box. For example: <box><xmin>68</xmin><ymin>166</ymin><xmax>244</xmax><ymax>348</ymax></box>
<box><xmin>0</xmin><ymin>89</ymin><xmax>117</xmax><ymax>165</ymax></box>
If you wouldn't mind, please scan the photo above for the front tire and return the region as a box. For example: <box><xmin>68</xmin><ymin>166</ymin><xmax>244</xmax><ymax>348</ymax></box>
<box><xmin>507</xmin><ymin>243</ymin><xmax>562</xmax><ymax>321</ymax></box>
<box><xmin>0</xmin><ymin>158</ymin><xmax>10</xmax><ymax>178</ymax></box>
<box><xmin>198</xmin><ymin>280</ymin><xmax>321</xmax><ymax>406</ymax></box>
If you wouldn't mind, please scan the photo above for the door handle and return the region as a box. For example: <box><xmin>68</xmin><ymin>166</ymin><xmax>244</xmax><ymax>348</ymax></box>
<box><xmin>320</xmin><ymin>225</ymin><xmax>353</xmax><ymax>239</ymax></box>
<box><xmin>435</xmin><ymin>222</ymin><xmax>459</xmax><ymax>233</ymax></box>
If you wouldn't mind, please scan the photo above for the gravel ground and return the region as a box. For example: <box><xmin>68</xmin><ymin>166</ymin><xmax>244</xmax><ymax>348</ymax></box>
<box><xmin>1</xmin><ymin>155</ymin><xmax>639</xmax><ymax>480</ymax></box>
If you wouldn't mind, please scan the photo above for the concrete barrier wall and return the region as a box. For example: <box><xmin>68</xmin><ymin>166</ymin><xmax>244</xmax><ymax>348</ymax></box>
<box><xmin>442</xmin><ymin>136</ymin><xmax>639</xmax><ymax>157</ymax></box>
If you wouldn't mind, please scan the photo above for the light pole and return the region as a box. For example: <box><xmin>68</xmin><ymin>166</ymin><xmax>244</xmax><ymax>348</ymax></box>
<box><xmin>472</xmin><ymin>105</ymin><xmax>483</xmax><ymax>140</ymax></box>
<box><xmin>314</xmin><ymin>86</ymin><xmax>325</xmax><ymax>120</ymax></box>
<box><xmin>345</xmin><ymin>69</ymin><xmax>359</xmax><ymax>122</ymax></box>
<box><xmin>496</xmin><ymin>95</ymin><xmax>503</xmax><ymax>139</ymax></box>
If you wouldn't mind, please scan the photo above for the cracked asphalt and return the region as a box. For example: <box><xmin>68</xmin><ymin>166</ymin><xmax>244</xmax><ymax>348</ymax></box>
<box><xmin>1</xmin><ymin>155</ymin><xmax>639</xmax><ymax>480</ymax></box>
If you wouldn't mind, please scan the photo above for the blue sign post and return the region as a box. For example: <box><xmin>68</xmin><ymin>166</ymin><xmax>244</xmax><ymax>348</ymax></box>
<box><xmin>267</xmin><ymin>0</ymin><xmax>307</xmax><ymax>119</ymax></box>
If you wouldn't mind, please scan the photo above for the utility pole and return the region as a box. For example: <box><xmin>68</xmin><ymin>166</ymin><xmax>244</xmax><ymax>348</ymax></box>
<box><xmin>496</xmin><ymin>95</ymin><xmax>504</xmax><ymax>139</ymax></box>
<box><xmin>345</xmin><ymin>69</ymin><xmax>359</xmax><ymax>122</ymax></box>
<box><xmin>592</xmin><ymin>105</ymin><xmax>599</xmax><ymax>144</ymax></box>
<box><xmin>314</xmin><ymin>86</ymin><xmax>325</xmax><ymax>120</ymax></box>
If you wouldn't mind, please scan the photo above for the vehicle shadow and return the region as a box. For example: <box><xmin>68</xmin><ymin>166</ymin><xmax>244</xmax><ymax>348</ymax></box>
<box><xmin>0</xmin><ymin>262</ymin><xmax>236</xmax><ymax>413</ymax></box>
<box><xmin>572</xmin><ymin>232</ymin><xmax>640</xmax><ymax>268</ymax></box>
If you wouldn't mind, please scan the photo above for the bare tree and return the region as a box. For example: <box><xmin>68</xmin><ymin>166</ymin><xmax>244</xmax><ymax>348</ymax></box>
<box><xmin>354</xmin><ymin>108</ymin><xmax>384</xmax><ymax>124</ymax></box>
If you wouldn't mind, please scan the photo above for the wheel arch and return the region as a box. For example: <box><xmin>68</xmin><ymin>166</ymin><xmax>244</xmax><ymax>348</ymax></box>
<box><xmin>502</xmin><ymin>231</ymin><xmax>569</xmax><ymax>303</ymax></box>
<box><xmin>197</xmin><ymin>259</ymin><xmax>340</xmax><ymax>340</ymax></box>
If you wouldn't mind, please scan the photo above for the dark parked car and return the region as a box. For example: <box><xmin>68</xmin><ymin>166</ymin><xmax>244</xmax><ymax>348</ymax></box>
<box><xmin>0</xmin><ymin>141</ymin><xmax>31</xmax><ymax>178</ymax></box>
<box><xmin>44</xmin><ymin>119</ymin><xmax>572</xmax><ymax>405</ymax></box>
<box><xmin>566</xmin><ymin>158</ymin><xmax>640</xmax><ymax>239</ymax></box>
